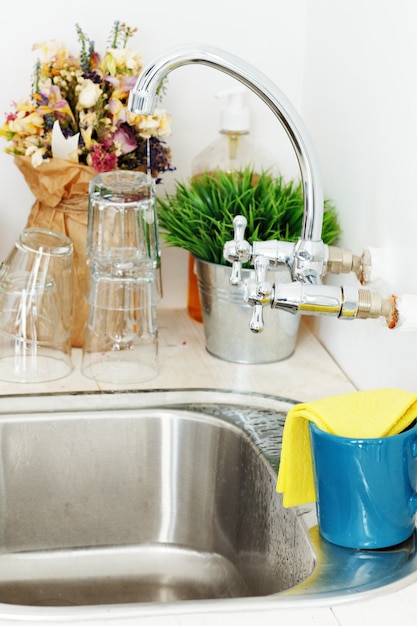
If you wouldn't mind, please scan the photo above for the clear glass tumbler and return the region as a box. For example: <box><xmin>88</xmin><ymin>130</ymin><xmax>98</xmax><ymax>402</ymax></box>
<box><xmin>81</xmin><ymin>266</ymin><xmax>158</xmax><ymax>384</ymax></box>
<box><xmin>0</xmin><ymin>228</ymin><xmax>73</xmax><ymax>383</ymax></box>
<box><xmin>87</xmin><ymin>170</ymin><xmax>161</xmax><ymax>292</ymax></box>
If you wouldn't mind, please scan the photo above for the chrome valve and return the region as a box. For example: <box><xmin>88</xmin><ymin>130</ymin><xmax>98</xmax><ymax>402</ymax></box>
<box><xmin>271</xmin><ymin>282</ymin><xmax>396</xmax><ymax>325</ymax></box>
<box><xmin>245</xmin><ymin>256</ymin><xmax>273</xmax><ymax>333</ymax></box>
<box><xmin>223</xmin><ymin>216</ymin><xmax>251</xmax><ymax>286</ymax></box>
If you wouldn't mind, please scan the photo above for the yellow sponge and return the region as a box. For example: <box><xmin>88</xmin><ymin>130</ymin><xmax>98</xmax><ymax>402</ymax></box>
<box><xmin>276</xmin><ymin>388</ymin><xmax>417</xmax><ymax>508</ymax></box>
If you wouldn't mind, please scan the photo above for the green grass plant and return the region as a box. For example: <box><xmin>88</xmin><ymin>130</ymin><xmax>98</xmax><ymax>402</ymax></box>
<box><xmin>157</xmin><ymin>167</ymin><xmax>341</xmax><ymax>265</ymax></box>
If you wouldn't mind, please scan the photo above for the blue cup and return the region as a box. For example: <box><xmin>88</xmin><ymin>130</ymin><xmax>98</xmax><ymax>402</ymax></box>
<box><xmin>309</xmin><ymin>421</ymin><xmax>417</xmax><ymax>549</ymax></box>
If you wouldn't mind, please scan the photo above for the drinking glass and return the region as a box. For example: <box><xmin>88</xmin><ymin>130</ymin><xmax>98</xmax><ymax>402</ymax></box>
<box><xmin>81</xmin><ymin>267</ymin><xmax>158</xmax><ymax>384</ymax></box>
<box><xmin>0</xmin><ymin>228</ymin><xmax>73</xmax><ymax>383</ymax></box>
<box><xmin>87</xmin><ymin>170</ymin><xmax>161</xmax><ymax>292</ymax></box>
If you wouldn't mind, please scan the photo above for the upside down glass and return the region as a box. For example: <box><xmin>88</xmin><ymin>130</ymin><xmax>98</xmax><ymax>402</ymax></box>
<box><xmin>81</xmin><ymin>268</ymin><xmax>158</xmax><ymax>384</ymax></box>
<box><xmin>86</xmin><ymin>170</ymin><xmax>161</xmax><ymax>292</ymax></box>
<box><xmin>0</xmin><ymin>228</ymin><xmax>73</xmax><ymax>383</ymax></box>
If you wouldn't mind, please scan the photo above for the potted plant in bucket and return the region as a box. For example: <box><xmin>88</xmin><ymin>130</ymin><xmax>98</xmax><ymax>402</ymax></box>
<box><xmin>157</xmin><ymin>168</ymin><xmax>341</xmax><ymax>363</ymax></box>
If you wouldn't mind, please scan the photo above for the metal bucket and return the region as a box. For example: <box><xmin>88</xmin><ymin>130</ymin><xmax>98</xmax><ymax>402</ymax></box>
<box><xmin>194</xmin><ymin>257</ymin><xmax>301</xmax><ymax>363</ymax></box>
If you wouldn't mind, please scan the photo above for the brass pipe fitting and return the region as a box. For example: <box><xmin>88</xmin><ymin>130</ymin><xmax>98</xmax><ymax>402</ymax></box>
<box><xmin>327</xmin><ymin>246</ymin><xmax>362</xmax><ymax>280</ymax></box>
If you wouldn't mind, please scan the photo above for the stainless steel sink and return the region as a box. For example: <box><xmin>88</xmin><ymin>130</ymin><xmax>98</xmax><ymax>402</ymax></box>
<box><xmin>0</xmin><ymin>388</ymin><xmax>415</xmax><ymax>623</ymax></box>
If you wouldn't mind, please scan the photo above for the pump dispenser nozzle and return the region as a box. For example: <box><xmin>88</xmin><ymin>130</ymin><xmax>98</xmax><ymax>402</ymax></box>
<box><xmin>216</xmin><ymin>88</ymin><xmax>250</xmax><ymax>134</ymax></box>
<box><xmin>191</xmin><ymin>87</ymin><xmax>254</xmax><ymax>176</ymax></box>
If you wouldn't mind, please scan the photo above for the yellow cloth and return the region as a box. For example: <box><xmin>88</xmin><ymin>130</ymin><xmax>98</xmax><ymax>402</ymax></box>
<box><xmin>276</xmin><ymin>388</ymin><xmax>417</xmax><ymax>508</ymax></box>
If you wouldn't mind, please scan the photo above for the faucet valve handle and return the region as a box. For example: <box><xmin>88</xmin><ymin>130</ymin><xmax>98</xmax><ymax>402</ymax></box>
<box><xmin>223</xmin><ymin>215</ymin><xmax>252</xmax><ymax>286</ymax></box>
<box><xmin>247</xmin><ymin>255</ymin><xmax>273</xmax><ymax>333</ymax></box>
<box><xmin>250</xmin><ymin>303</ymin><xmax>264</xmax><ymax>334</ymax></box>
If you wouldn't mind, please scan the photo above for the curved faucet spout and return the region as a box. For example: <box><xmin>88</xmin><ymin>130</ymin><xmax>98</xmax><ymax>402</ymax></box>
<box><xmin>129</xmin><ymin>44</ymin><xmax>324</xmax><ymax>241</ymax></box>
<box><xmin>128</xmin><ymin>44</ymin><xmax>325</xmax><ymax>279</ymax></box>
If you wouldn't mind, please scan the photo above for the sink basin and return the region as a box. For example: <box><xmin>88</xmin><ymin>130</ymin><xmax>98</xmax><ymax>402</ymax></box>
<box><xmin>0</xmin><ymin>388</ymin><xmax>415</xmax><ymax>622</ymax></box>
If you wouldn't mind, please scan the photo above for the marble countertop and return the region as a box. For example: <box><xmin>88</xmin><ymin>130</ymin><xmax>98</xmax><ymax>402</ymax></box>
<box><xmin>0</xmin><ymin>310</ymin><xmax>415</xmax><ymax>626</ymax></box>
<box><xmin>0</xmin><ymin>309</ymin><xmax>355</xmax><ymax>400</ymax></box>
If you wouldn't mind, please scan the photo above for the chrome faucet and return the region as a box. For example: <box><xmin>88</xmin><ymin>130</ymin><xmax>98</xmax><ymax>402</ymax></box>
<box><xmin>129</xmin><ymin>44</ymin><xmax>326</xmax><ymax>282</ymax></box>
<box><xmin>128</xmin><ymin>44</ymin><xmax>397</xmax><ymax>331</ymax></box>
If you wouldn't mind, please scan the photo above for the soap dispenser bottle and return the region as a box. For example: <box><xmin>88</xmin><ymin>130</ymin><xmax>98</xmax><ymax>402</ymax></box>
<box><xmin>192</xmin><ymin>87</ymin><xmax>253</xmax><ymax>176</ymax></box>
<box><xmin>188</xmin><ymin>88</ymin><xmax>254</xmax><ymax>322</ymax></box>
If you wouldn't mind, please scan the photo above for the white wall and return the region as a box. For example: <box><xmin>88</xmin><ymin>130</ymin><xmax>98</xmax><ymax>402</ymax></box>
<box><xmin>302</xmin><ymin>0</ymin><xmax>417</xmax><ymax>390</ymax></box>
<box><xmin>1</xmin><ymin>0</ymin><xmax>417</xmax><ymax>391</ymax></box>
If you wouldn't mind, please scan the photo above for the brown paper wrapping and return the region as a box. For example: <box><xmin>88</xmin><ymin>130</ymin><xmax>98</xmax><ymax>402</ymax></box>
<box><xmin>14</xmin><ymin>156</ymin><xmax>96</xmax><ymax>347</ymax></box>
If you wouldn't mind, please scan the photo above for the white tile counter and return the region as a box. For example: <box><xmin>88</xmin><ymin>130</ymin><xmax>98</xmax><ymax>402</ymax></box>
<box><xmin>0</xmin><ymin>309</ymin><xmax>356</xmax><ymax>400</ymax></box>
<box><xmin>0</xmin><ymin>310</ymin><xmax>415</xmax><ymax>626</ymax></box>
